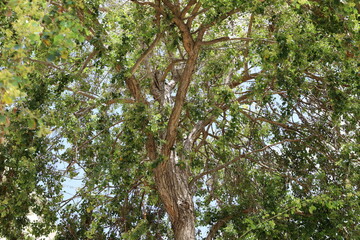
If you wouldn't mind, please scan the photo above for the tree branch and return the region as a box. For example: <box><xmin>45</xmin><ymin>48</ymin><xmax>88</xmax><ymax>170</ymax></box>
<box><xmin>184</xmin><ymin>117</ymin><xmax>214</xmax><ymax>151</ymax></box>
<box><xmin>131</xmin><ymin>0</ymin><xmax>166</xmax><ymax>18</ymax></box>
<box><xmin>244</xmin><ymin>14</ymin><xmax>254</xmax><ymax>76</ymax></box>
<box><xmin>200</xmin><ymin>37</ymin><xmax>276</xmax><ymax>46</ymax></box>
<box><xmin>229</xmin><ymin>73</ymin><xmax>259</xmax><ymax>88</ymax></box>
<box><xmin>125</xmin><ymin>32</ymin><xmax>163</xmax><ymax>102</ymax></box>
<box><xmin>240</xmin><ymin>109</ymin><xmax>298</xmax><ymax>131</ymax></box>
<box><xmin>77</xmin><ymin>49</ymin><xmax>100</xmax><ymax>76</ymax></box>
<box><xmin>246</xmin><ymin>156</ymin><xmax>308</xmax><ymax>189</ymax></box>
<box><xmin>130</xmin><ymin>33</ymin><xmax>163</xmax><ymax>75</ymax></box>
<box><xmin>205</xmin><ymin>215</ymin><xmax>232</xmax><ymax>240</ymax></box>
<box><xmin>28</xmin><ymin>58</ymin><xmax>62</xmax><ymax>70</ymax></box>
<box><xmin>183</xmin><ymin>74</ymin><xmax>258</xmax><ymax>151</ymax></box>
<box><xmin>163</xmin><ymin>50</ymin><xmax>200</xmax><ymax>156</ymax></box>
<box><xmin>78</xmin><ymin>120</ymin><xmax>124</xmax><ymax>151</ymax></box>
<box><xmin>197</xmin><ymin>9</ymin><xmax>241</xmax><ymax>33</ymax></box>
<box><xmin>185</xmin><ymin>2</ymin><xmax>203</xmax><ymax>27</ymax></box>
<box><xmin>180</xmin><ymin>0</ymin><xmax>196</xmax><ymax>19</ymax></box>
<box><xmin>160</xmin><ymin>59</ymin><xmax>185</xmax><ymax>83</ymax></box>
<box><xmin>189</xmin><ymin>139</ymin><xmax>303</xmax><ymax>186</ymax></box>
<box><xmin>186</xmin><ymin>6</ymin><xmax>208</xmax><ymax>28</ymax></box>
<box><xmin>64</xmin><ymin>87</ymin><xmax>98</xmax><ymax>99</ymax></box>
<box><xmin>64</xmin><ymin>87</ymin><xmax>134</xmax><ymax>105</ymax></box>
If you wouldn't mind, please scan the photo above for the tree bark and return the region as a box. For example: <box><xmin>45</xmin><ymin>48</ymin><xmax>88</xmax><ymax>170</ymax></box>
<box><xmin>154</xmin><ymin>151</ymin><xmax>195</xmax><ymax>240</ymax></box>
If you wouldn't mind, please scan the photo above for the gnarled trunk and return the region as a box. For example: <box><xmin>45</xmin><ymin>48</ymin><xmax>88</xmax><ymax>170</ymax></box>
<box><xmin>154</xmin><ymin>151</ymin><xmax>195</xmax><ymax>240</ymax></box>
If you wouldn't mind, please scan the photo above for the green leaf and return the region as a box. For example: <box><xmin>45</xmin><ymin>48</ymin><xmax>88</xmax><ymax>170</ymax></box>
<box><xmin>27</xmin><ymin>118</ymin><xmax>37</xmax><ymax>130</ymax></box>
<box><xmin>309</xmin><ymin>205</ymin><xmax>316</xmax><ymax>214</ymax></box>
<box><xmin>0</xmin><ymin>115</ymin><xmax>6</xmax><ymax>124</ymax></box>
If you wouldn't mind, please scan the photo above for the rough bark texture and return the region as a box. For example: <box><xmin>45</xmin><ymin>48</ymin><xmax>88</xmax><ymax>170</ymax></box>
<box><xmin>154</xmin><ymin>152</ymin><xmax>195</xmax><ymax>240</ymax></box>
<box><xmin>154</xmin><ymin>51</ymin><xmax>200</xmax><ymax>239</ymax></box>
<box><xmin>141</xmin><ymin>2</ymin><xmax>202</xmax><ymax>238</ymax></box>
<box><xmin>152</xmin><ymin>37</ymin><xmax>200</xmax><ymax>238</ymax></box>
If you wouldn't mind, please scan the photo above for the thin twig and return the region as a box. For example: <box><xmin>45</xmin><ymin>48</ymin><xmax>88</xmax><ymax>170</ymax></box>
<box><xmin>189</xmin><ymin>139</ymin><xmax>303</xmax><ymax>186</ymax></box>
<box><xmin>77</xmin><ymin>49</ymin><xmax>100</xmax><ymax>75</ymax></box>
<box><xmin>201</xmin><ymin>37</ymin><xmax>276</xmax><ymax>46</ymax></box>
<box><xmin>28</xmin><ymin>58</ymin><xmax>62</xmax><ymax>70</ymax></box>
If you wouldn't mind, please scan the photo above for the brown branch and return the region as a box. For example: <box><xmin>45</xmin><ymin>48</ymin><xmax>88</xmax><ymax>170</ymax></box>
<box><xmin>155</xmin><ymin>0</ymin><xmax>161</xmax><ymax>26</ymax></box>
<box><xmin>130</xmin><ymin>33</ymin><xmax>163</xmax><ymax>75</ymax></box>
<box><xmin>174</xmin><ymin>17</ymin><xmax>195</xmax><ymax>53</ymax></box>
<box><xmin>197</xmin><ymin>9</ymin><xmax>241</xmax><ymax>33</ymax></box>
<box><xmin>186</xmin><ymin>7</ymin><xmax>208</xmax><ymax>28</ymax></box>
<box><xmin>184</xmin><ymin>117</ymin><xmax>214</xmax><ymax>151</ymax></box>
<box><xmin>201</xmin><ymin>37</ymin><xmax>249</xmax><ymax>45</ymax></box>
<box><xmin>125</xmin><ymin>76</ymin><xmax>142</xmax><ymax>101</ymax></box>
<box><xmin>240</xmin><ymin>109</ymin><xmax>298</xmax><ymax>131</ymax></box>
<box><xmin>160</xmin><ymin>59</ymin><xmax>185</xmax><ymax>82</ymax></box>
<box><xmin>229</xmin><ymin>73</ymin><xmax>259</xmax><ymax>88</ymax></box>
<box><xmin>246</xmin><ymin>156</ymin><xmax>308</xmax><ymax>189</ymax></box>
<box><xmin>180</xmin><ymin>0</ymin><xmax>196</xmax><ymax>19</ymax></box>
<box><xmin>77</xmin><ymin>49</ymin><xmax>99</xmax><ymax>75</ymax></box>
<box><xmin>65</xmin><ymin>87</ymin><xmax>134</xmax><ymax>104</ymax></box>
<box><xmin>163</xmin><ymin>50</ymin><xmax>200</xmax><ymax>156</ymax></box>
<box><xmin>162</xmin><ymin>0</ymin><xmax>179</xmax><ymax>14</ymax></box>
<box><xmin>78</xmin><ymin>120</ymin><xmax>124</xmax><ymax>151</ymax></box>
<box><xmin>162</xmin><ymin>0</ymin><xmax>196</xmax><ymax>53</ymax></box>
<box><xmin>304</xmin><ymin>71</ymin><xmax>324</xmax><ymax>81</ymax></box>
<box><xmin>131</xmin><ymin>0</ymin><xmax>166</xmax><ymax>16</ymax></box>
<box><xmin>205</xmin><ymin>215</ymin><xmax>232</xmax><ymax>240</ymax></box>
<box><xmin>200</xmin><ymin>37</ymin><xmax>276</xmax><ymax>46</ymax></box>
<box><xmin>105</xmin><ymin>98</ymin><xmax>136</xmax><ymax>105</ymax></box>
<box><xmin>125</xmin><ymin>32</ymin><xmax>163</xmax><ymax>102</ymax></box>
<box><xmin>27</xmin><ymin>58</ymin><xmax>62</xmax><ymax>70</ymax></box>
<box><xmin>189</xmin><ymin>139</ymin><xmax>303</xmax><ymax>186</ymax></box>
<box><xmin>244</xmin><ymin>14</ymin><xmax>254</xmax><ymax>76</ymax></box>
<box><xmin>64</xmin><ymin>87</ymin><xmax>98</xmax><ymax>99</ymax></box>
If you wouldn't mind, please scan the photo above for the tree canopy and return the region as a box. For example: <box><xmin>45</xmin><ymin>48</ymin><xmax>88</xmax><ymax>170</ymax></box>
<box><xmin>0</xmin><ymin>0</ymin><xmax>359</xmax><ymax>239</ymax></box>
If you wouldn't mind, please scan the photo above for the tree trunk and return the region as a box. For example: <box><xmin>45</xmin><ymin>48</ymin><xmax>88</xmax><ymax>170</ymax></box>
<box><xmin>154</xmin><ymin>151</ymin><xmax>195</xmax><ymax>240</ymax></box>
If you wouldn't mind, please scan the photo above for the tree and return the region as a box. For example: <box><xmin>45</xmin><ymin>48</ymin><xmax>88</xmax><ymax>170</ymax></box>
<box><xmin>1</xmin><ymin>0</ymin><xmax>359</xmax><ymax>239</ymax></box>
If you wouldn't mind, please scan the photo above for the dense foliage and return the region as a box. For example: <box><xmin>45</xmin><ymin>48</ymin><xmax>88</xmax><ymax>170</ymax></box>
<box><xmin>1</xmin><ymin>0</ymin><xmax>359</xmax><ymax>239</ymax></box>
